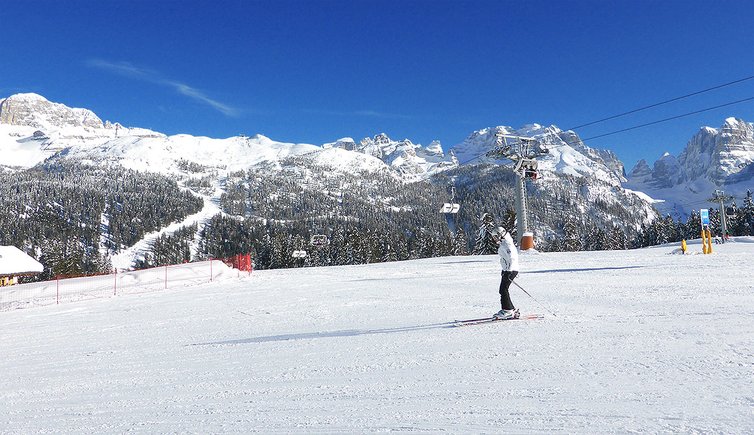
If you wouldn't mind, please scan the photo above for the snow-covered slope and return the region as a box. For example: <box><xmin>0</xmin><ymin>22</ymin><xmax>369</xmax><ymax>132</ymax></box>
<box><xmin>61</xmin><ymin>133</ymin><xmax>321</xmax><ymax>175</ymax></box>
<box><xmin>2</xmin><ymin>241</ymin><xmax>753</xmax><ymax>432</ymax></box>
<box><xmin>626</xmin><ymin>117</ymin><xmax>754</xmax><ymax>217</ymax></box>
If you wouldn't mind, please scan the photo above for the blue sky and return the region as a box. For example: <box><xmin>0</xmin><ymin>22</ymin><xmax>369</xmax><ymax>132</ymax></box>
<box><xmin>2</xmin><ymin>0</ymin><xmax>754</xmax><ymax>168</ymax></box>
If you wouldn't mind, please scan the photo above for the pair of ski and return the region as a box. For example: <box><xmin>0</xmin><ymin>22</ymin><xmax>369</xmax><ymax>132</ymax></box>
<box><xmin>454</xmin><ymin>313</ymin><xmax>544</xmax><ymax>327</ymax></box>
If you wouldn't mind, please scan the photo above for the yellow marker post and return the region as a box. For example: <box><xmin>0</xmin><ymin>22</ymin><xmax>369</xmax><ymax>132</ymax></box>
<box><xmin>706</xmin><ymin>229</ymin><xmax>713</xmax><ymax>254</ymax></box>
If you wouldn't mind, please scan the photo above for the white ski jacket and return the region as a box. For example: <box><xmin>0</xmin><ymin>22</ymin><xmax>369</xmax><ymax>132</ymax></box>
<box><xmin>498</xmin><ymin>230</ymin><xmax>519</xmax><ymax>272</ymax></box>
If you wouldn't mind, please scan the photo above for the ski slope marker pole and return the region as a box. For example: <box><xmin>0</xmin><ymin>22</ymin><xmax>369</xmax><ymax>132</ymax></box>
<box><xmin>512</xmin><ymin>280</ymin><xmax>557</xmax><ymax>317</ymax></box>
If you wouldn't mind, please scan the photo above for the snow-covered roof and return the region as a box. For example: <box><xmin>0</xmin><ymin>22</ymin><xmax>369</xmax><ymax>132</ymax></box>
<box><xmin>0</xmin><ymin>246</ymin><xmax>43</xmax><ymax>276</ymax></box>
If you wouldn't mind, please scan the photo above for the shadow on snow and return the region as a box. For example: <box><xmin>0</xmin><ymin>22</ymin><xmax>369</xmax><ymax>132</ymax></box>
<box><xmin>192</xmin><ymin>321</ymin><xmax>457</xmax><ymax>346</ymax></box>
<box><xmin>525</xmin><ymin>265</ymin><xmax>644</xmax><ymax>274</ymax></box>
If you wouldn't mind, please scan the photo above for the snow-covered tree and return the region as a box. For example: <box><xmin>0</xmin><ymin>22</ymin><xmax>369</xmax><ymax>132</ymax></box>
<box><xmin>562</xmin><ymin>221</ymin><xmax>582</xmax><ymax>252</ymax></box>
<box><xmin>473</xmin><ymin>213</ymin><xmax>499</xmax><ymax>255</ymax></box>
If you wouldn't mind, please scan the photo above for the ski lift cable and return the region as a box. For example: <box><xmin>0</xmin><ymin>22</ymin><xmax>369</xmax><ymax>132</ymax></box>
<box><xmin>577</xmin><ymin>96</ymin><xmax>754</xmax><ymax>142</ymax></box>
<box><xmin>565</xmin><ymin>73</ymin><xmax>754</xmax><ymax>131</ymax></box>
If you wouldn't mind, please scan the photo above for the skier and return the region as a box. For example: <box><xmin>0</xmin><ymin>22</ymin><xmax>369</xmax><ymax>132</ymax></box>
<box><xmin>493</xmin><ymin>226</ymin><xmax>520</xmax><ymax>319</ymax></box>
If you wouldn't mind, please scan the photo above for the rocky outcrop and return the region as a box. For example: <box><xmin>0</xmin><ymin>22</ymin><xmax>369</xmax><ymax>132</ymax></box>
<box><xmin>635</xmin><ymin>118</ymin><xmax>754</xmax><ymax>187</ymax></box>
<box><xmin>0</xmin><ymin>93</ymin><xmax>104</xmax><ymax>130</ymax></box>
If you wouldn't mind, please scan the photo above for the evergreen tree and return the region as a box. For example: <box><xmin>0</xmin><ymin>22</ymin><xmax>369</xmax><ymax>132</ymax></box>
<box><xmin>562</xmin><ymin>221</ymin><xmax>582</xmax><ymax>251</ymax></box>
<box><xmin>473</xmin><ymin>213</ymin><xmax>499</xmax><ymax>255</ymax></box>
<box><xmin>741</xmin><ymin>190</ymin><xmax>754</xmax><ymax>236</ymax></box>
<box><xmin>609</xmin><ymin>225</ymin><xmax>627</xmax><ymax>250</ymax></box>
<box><xmin>452</xmin><ymin>226</ymin><xmax>469</xmax><ymax>256</ymax></box>
<box><xmin>684</xmin><ymin>210</ymin><xmax>703</xmax><ymax>240</ymax></box>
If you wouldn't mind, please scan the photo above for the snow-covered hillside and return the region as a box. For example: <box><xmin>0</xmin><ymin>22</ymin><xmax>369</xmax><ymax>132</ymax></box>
<box><xmin>1</xmin><ymin>92</ymin><xmax>663</xmax><ymax>269</ymax></box>
<box><xmin>2</xmin><ymin>242</ymin><xmax>753</xmax><ymax>432</ymax></box>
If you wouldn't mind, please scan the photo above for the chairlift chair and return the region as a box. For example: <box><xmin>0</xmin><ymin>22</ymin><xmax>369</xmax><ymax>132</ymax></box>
<box><xmin>292</xmin><ymin>250</ymin><xmax>308</xmax><ymax>258</ymax></box>
<box><xmin>310</xmin><ymin>234</ymin><xmax>329</xmax><ymax>246</ymax></box>
<box><xmin>440</xmin><ymin>184</ymin><xmax>461</xmax><ymax>214</ymax></box>
<box><xmin>440</xmin><ymin>203</ymin><xmax>461</xmax><ymax>213</ymax></box>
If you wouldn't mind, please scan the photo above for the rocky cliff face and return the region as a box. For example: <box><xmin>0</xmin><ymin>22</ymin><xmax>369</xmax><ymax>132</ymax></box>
<box><xmin>668</xmin><ymin>117</ymin><xmax>754</xmax><ymax>185</ymax></box>
<box><xmin>625</xmin><ymin>117</ymin><xmax>754</xmax><ymax>218</ymax></box>
<box><xmin>629</xmin><ymin>118</ymin><xmax>754</xmax><ymax>188</ymax></box>
<box><xmin>0</xmin><ymin>93</ymin><xmax>104</xmax><ymax>130</ymax></box>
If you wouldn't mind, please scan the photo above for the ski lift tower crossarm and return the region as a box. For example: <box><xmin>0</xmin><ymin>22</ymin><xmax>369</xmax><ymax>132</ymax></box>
<box><xmin>486</xmin><ymin>133</ymin><xmax>549</xmax><ymax>250</ymax></box>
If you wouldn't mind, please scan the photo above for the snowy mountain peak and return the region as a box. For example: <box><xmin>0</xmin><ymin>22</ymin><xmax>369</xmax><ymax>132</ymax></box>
<box><xmin>425</xmin><ymin>140</ymin><xmax>444</xmax><ymax>157</ymax></box>
<box><xmin>323</xmin><ymin>137</ymin><xmax>357</xmax><ymax>151</ymax></box>
<box><xmin>723</xmin><ymin>116</ymin><xmax>745</xmax><ymax>127</ymax></box>
<box><xmin>677</xmin><ymin>117</ymin><xmax>754</xmax><ymax>184</ymax></box>
<box><xmin>0</xmin><ymin>93</ymin><xmax>104</xmax><ymax>130</ymax></box>
<box><xmin>5</xmin><ymin>92</ymin><xmax>48</xmax><ymax>102</ymax></box>
<box><xmin>625</xmin><ymin>117</ymin><xmax>754</xmax><ymax>217</ymax></box>
<box><xmin>322</xmin><ymin>133</ymin><xmax>449</xmax><ymax>178</ymax></box>
<box><xmin>372</xmin><ymin>133</ymin><xmax>392</xmax><ymax>146</ymax></box>
<box><xmin>629</xmin><ymin>159</ymin><xmax>652</xmax><ymax>179</ymax></box>
<box><xmin>452</xmin><ymin>123</ymin><xmax>626</xmax><ymax>185</ymax></box>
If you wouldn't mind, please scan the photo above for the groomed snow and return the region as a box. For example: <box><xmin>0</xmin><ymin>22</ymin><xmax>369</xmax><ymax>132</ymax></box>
<box><xmin>1</xmin><ymin>240</ymin><xmax>753</xmax><ymax>432</ymax></box>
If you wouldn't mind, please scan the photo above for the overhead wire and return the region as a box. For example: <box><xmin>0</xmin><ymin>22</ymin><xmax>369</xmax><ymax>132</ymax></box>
<box><xmin>578</xmin><ymin>96</ymin><xmax>754</xmax><ymax>142</ymax></box>
<box><xmin>566</xmin><ymin>73</ymin><xmax>754</xmax><ymax>130</ymax></box>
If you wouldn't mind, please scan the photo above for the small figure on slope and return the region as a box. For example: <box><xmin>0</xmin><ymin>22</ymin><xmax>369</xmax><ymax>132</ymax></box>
<box><xmin>493</xmin><ymin>226</ymin><xmax>520</xmax><ymax>319</ymax></box>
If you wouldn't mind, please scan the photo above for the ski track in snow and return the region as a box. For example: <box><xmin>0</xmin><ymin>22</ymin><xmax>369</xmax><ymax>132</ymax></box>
<box><xmin>110</xmin><ymin>182</ymin><xmax>222</xmax><ymax>271</ymax></box>
<box><xmin>2</xmin><ymin>239</ymin><xmax>754</xmax><ymax>433</ymax></box>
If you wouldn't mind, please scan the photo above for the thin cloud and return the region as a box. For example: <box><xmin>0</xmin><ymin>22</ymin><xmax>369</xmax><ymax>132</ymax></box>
<box><xmin>305</xmin><ymin>108</ymin><xmax>412</xmax><ymax>120</ymax></box>
<box><xmin>354</xmin><ymin>110</ymin><xmax>412</xmax><ymax>120</ymax></box>
<box><xmin>87</xmin><ymin>59</ymin><xmax>239</xmax><ymax>117</ymax></box>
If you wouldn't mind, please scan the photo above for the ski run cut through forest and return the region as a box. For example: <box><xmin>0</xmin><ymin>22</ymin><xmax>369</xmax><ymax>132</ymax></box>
<box><xmin>1</xmin><ymin>238</ymin><xmax>753</xmax><ymax>433</ymax></box>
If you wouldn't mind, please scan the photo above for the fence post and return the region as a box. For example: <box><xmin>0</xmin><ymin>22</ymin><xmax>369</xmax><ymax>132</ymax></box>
<box><xmin>56</xmin><ymin>276</ymin><xmax>60</xmax><ymax>305</ymax></box>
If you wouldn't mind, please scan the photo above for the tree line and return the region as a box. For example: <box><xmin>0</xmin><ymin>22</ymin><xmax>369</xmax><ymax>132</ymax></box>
<box><xmin>4</xmin><ymin>157</ymin><xmax>750</xmax><ymax>276</ymax></box>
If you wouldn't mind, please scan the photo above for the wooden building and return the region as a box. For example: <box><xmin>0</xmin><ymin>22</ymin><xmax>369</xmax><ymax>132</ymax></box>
<box><xmin>0</xmin><ymin>246</ymin><xmax>43</xmax><ymax>286</ymax></box>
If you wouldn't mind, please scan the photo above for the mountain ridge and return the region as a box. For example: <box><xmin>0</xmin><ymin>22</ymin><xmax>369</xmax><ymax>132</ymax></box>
<box><xmin>626</xmin><ymin>117</ymin><xmax>754</xmax><ymax>217</ymax></box>
<box><xmin>1</xmin><ymin>92</ymin><xmax>660</xmax><ymax>270</ymax></box>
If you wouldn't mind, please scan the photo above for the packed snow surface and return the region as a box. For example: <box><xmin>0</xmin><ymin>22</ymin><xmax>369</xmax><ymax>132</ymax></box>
<box><xmin>2</xmin><ymin>240</ymin><xmax>754</xmax><ymax>433</ymax></box>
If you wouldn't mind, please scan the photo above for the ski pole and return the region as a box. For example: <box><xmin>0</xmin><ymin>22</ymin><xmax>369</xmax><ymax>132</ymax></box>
<box><xmin>512</xmin><ymin>280</ymin><xmax>557</xmax><ymax>317</ymax></box>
